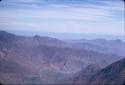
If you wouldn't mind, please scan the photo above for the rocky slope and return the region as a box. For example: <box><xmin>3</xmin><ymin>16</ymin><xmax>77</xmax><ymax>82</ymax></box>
<box><xmin>89</xmin><ymin>58</ymin><xmax>125</xmax><ymax>85</ymax></box>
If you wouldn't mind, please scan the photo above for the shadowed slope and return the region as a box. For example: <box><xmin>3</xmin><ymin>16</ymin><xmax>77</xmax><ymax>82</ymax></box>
<box><xmin>89</xmin><ymin>58</ymin><xmax>125</xmax><ymax>85</ymax></box>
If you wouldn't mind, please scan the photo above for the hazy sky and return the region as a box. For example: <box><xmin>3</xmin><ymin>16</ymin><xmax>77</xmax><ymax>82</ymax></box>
<box><xmin>0</xmin><ymin>0</ymin><xmax>124</xmax><ymax>37</ymax></box>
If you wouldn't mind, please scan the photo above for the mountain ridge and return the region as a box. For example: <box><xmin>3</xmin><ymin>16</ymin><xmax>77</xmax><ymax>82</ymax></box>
<box><xmin>89</xmin><ymin>57</ymin><xmax>125</xmax><ymax>85</ymax></box>
<box><xmin>0</xmin><ymin>30</ymin><xmax>124</xmax><ymax>84</ymax></box>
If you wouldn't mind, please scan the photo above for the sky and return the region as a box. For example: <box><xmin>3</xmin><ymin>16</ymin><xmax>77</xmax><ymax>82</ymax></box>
<box><xmin>0</xmin><ymin>0</ymin><xmax>124</xmax><ymax>39</ymax></box>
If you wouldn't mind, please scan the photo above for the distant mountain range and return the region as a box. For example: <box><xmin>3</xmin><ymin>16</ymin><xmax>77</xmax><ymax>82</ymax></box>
<box><xmin>0</xmin><ymin>30</ymin><xmax>124</xmax><ymax>84</ymax></box>
<box><xmin>67</xmin><ymin>38</ymin><xmax>125</xmax><ymax>56</ymax></box>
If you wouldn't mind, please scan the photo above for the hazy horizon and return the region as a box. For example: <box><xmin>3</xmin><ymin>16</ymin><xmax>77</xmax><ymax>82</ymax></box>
<box><xmin>1</xmin><ymin>29</ymin><xmax>124</xmax><ymax>41</ymax></box>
